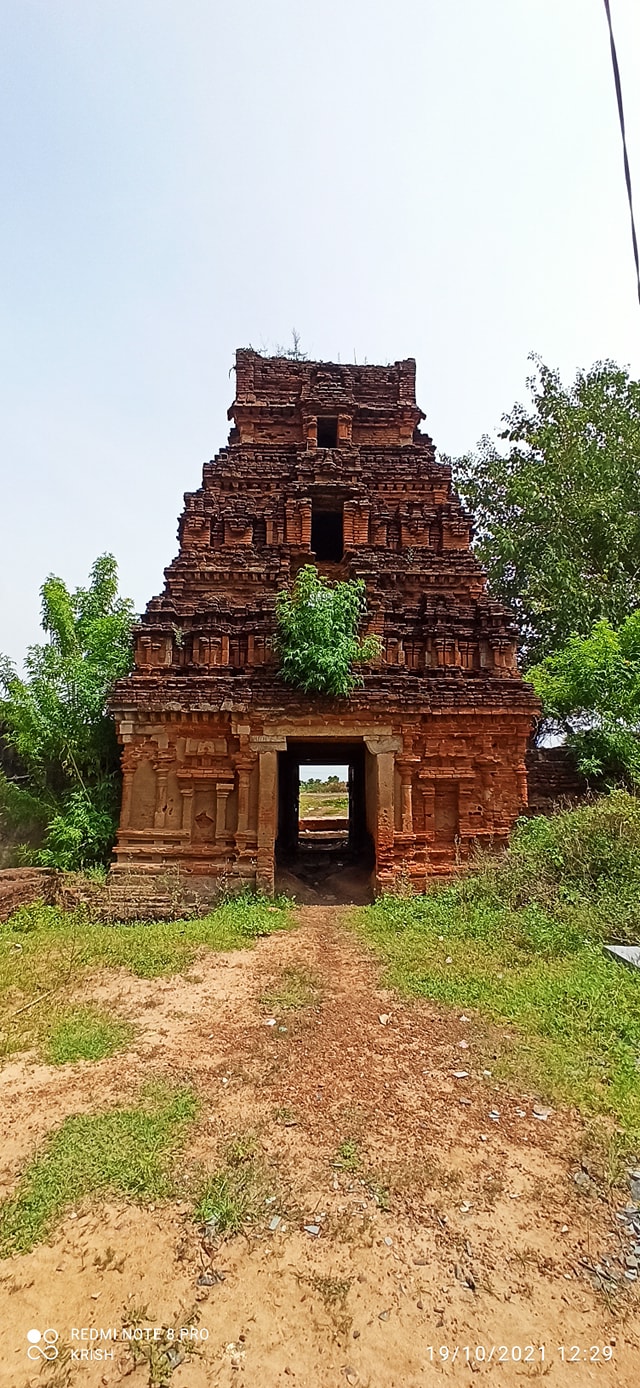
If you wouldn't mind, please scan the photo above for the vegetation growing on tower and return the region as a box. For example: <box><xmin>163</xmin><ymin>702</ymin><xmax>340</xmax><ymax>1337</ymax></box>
<box><xmin>273</xmin><ymin>565</ymin><xmax>382</xmax><ymax>698</ymax></box>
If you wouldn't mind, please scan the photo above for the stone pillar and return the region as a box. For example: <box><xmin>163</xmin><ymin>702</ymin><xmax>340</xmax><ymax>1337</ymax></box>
<box><xmin>376</xmin><ymin>752</ymin><xmax>395</xmax><ymax>837</ymax></box>
<box><xmin>300</xmin><ymin>501</ymin><xmax>312</xmax><ymax>549</ymax></box>
<box><xmin>181</xmin><ymin>785</ymin><xmax>194</xmax><ymax>836</ymax></box>
<box><xmin>337</xmin><ymin>412</ymin><xmax>352</xmax><ymax>444</ymax></box>
<box><xmin>120</xmin><ymin>769</ymin><xmax>134</xmax><ymax>830</ymax></box>
<box><xmin>398</xmin><ymin>763</ymin><xmax>414</xmax><ymax>834</ymax></box>
<box><xmin>419</xmin><ymin>776</ymin><xmax>436</xmax><ymax>842</ymax></box>
<box><xmin>236</xmin><ymin>762</ymin><xmax>251</xmax><ymax>835</ymax></box>
<box><xmin>256</xmin><ymin>750</ymin><xmax>278</xmax><ymax>893</ymax></box>
<box><xmin>216</xmin><ymin>781</ymin><xmax>233</xmax><ymax>840</ymax></box>
<box><xmin>364</xmin><ymin>736</ymin><xmax>401</xmax><ymax>892</ymax></box>
<box><xmin>154</xmin><ymin>769</ymin><xmax>168</xmax><ymax>829</ymax></box>
<box><xmin>375</xmin><ymin>752</ymin><xmax>395</xmax><ymax>887</ymax></box>
<box><xmin>516</xmin><ymin>761</ymin><xmax>528</xmax><ymax>808</ymax></box>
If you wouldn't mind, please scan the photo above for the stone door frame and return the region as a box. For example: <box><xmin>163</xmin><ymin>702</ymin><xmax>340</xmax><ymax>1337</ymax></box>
<box><xmin>249</xmin><ymin>723</ymin><xmax>402</xmax><ymax>894</ymax></box>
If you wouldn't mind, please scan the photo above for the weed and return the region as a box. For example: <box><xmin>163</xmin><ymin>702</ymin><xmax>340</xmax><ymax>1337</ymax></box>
<box><xmin>193</xmin><ymin>1134</ymin><xmax>269</xmax><ymax>1238</ymax></box>
<box><xmin>418</xmin><ymin>1157</ymin><xmax>462</xmax><ymax>1192</ymax></box>
<box><xmin>309</xmin><ymin>1274</ymin><xmax>352</xmax><ymax>1308</ymax></box>
<box><xmin>193</xmin><ymin>1171</ymin><xmax>257</xmax><ymax>1237</ymax></box>
<box><xmin>42</xmin><ymin>1006</ymin><xmax>134</xmax><ymax>1064</ymax></box>
<box><xmin>260</xmin><ymin>965</ymin><xmax>321</xmax><ymax>1012</ymax></box>
<box><xmin>368</xmin><ymin>1179</ymin><xmax>390</xmax><ymax>1210</ymax></box>
<box><xmin>128</xmin><ymin>1303</ymin><xmax>151</xmax><ymax>1323</ymax></box>
<box><xmin>331</xmin><ymin>1139</ymin><xmax>390</xmax><ymax>1209</ymax></box>
<box><xmin>226</xmin><ymin>1133</ymin><xmax>258</xmax><ymax>1165</ymax></box>
<box><xmin>333</xmin><ymin>1139</ymin><xmax>361</xmax><ymax>1173</ymax></box>
<box><xmin>125</xmin><ymin>1312</ymin><xmax>201</xmax><ymax>1387</ymax></box>
<box><xmin>575</xmin><ymin>1118</ymin><xmax>638</xmax><ymax>1190</ymax></box>
<box><xmin>93</xmin><ymin>1244</ymin><xmax>125</xmax><ymax>1272</ymax></box>
<box><xmin>482</xmin><ymin>1171</ymin><xmax>505</xmax><ymax>1207</ymax></box>
<box><xmin>0</xmin><ymin>1083</ymin><xmax>197</xmax><ymax>1256</ymax></box>
<box><xmin>272</xmin><ymin>1106</ymin><xmax>299</xmax><ymax>1127</ymax></box>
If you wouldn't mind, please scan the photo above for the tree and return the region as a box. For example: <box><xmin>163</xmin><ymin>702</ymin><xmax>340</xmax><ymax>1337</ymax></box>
<box><xmin>0</xmin><ymin>554</ymin><xmax>135</xmax><ymax>869</ymax></box>
<box><xmin>451</xmin><ymin>358</ymin><xmax>640</xmax><ymax>665</ymax></box>
<box><xmin>528</xmin><ymin>610</ymin><xmax>640</xmax><ymax>785</ymax></box>
<box><xmin>274</xmin><ymin>565</ymin><xmax>382</xmax><ymax>697</ymax></box>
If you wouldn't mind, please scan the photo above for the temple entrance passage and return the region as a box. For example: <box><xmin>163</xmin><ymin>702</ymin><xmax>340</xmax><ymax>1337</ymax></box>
<box><xmin>275</xmin><ymin>740</ymin><xmax>374</xmax><ymax>903</ymax></box>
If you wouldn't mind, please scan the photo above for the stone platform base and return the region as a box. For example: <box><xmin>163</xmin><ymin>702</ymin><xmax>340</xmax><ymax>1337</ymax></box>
<box><xmin>0</xmin><ymin>864</ymin><xmax>243</xmax><ymax>925</ymax></box>
<box><xmin>102</xmin><ymin>865</ymin><xmax>234</xmax><ymax>921</ymax></box>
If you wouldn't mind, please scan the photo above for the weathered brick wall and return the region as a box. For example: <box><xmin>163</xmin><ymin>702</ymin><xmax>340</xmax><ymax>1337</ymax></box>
<box><xmin>525</xmin><ymin>746</ymin><xmax>589</xmax><ymax>815</ymax></box>
<box><xmin>0</xmin><ymin>868</ymin><xmax>57</xmax><ymax>921</ymax></box>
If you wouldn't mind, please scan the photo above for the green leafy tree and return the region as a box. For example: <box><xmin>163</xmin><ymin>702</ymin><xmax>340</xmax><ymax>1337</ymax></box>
<box><xmin>0</xmin><ymin>555</ymin><xmax>135</xmax><ymax>869</ymax></box>
<box><xmin>451</xmin><ymin>358</ymin><xmax>640</xmax><ymax>664</ymax></box>
<box><xmin>529</xmin><ymin>611</ymin><xmax>640</xmax><ymax>785</ymax></box>
<box><xmin>274</xmin><ymin>565</ymin><xmax>382</xmax><ymax>697</ymax></box>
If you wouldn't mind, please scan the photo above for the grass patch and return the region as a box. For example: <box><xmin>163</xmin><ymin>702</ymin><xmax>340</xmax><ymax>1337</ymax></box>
<box><xmin>193</xmin><ymin>1133</ymin><xmax>269</xmax><ymax>1238</ymax></box>
<box><xmin>272</xmin><ymin>1105</ymin><xmax>299</xmax><ymax>1127</ymax></box>
<box><xmin>333</xmin><ymin>1139</ymin><xmax>361</xmax><ymax>1173</ymax></box>
<box><xmin>0</xmin><ymin>1083</ymin><xmax>197</xmax><ymax>1257</ymax></box>
<box><xmin>260</xmin><ymin>964</ymin><xmax>322</xmax><ymax>1012</ymax></box>
<box><xmin>0</xmin><ymin>894</ymin><xmax>291</xmax><ymax>1056</ymax></box>
<box><xmin>331</xmin><ymin>1138</ymin><xmax>390</xmax><ymax>1208</ymax></box>
<box><xmin>353</xmin><ymin>792</ymin><xmax>640</xmax><ymax>1141</ymax></box>
<box><xmin>308</xmin><ymin>1274</ymin><xmax>352</xmax><ymax>1308</ymax></box>
<box><xmin>42</xmin><ymin>1006</ymin><xmax>134</xmax><ymax>1065</ymax></box>
<box><xmin>299</xmin><ymin>793</ymin><xmax>349</xmax><ymax>817</ymax></box>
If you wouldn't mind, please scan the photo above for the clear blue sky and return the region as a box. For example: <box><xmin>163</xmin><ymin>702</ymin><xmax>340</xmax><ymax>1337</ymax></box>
<box><xmin>2</xmin><ymin>0</ymin><xmax>640</xmax><ymax>666</ymax></box>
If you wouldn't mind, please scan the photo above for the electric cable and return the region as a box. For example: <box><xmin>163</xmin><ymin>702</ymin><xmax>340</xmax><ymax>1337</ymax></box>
<box><xmin>603</xmin><ymin>0</ymin><xmax>640</xmax><ymax>307</ymax></box>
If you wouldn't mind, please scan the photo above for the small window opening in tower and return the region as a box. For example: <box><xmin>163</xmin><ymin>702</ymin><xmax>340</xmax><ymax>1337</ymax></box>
<box><xmin>317</xmin><ymin>416</ymin><xmax>338</xmax><ymax>448</ymax></box>
<box><xmin>311</xmin><ymin>504</ymin><xmax>343</xmax><ymax>561</ymax></box>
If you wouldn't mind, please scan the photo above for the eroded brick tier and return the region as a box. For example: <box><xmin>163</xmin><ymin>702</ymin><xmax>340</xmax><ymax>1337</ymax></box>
<box><xmin>111</xmin><ymin>350</ymin><xmax>539</xmax><ymax>894</ymax></box>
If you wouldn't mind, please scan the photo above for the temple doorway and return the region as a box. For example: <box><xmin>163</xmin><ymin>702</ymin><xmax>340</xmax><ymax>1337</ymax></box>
<box><xmin>275</xmin><ymin>740</ymin><xmax>375</xmax><ymax>903</ymax></box>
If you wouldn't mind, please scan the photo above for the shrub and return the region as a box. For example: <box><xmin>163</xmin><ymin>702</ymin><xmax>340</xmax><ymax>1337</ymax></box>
<box><xmin>274</xmin><ymin>565</ymin><xmax>382</xmax><ymax>697</ymax></box>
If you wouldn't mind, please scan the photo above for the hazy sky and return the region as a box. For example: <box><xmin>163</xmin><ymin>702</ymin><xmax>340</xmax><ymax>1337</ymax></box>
<box><xmin>2</xmin><ymin>0</ymin><xmax>640</xmax><ymax>666</ymax></box>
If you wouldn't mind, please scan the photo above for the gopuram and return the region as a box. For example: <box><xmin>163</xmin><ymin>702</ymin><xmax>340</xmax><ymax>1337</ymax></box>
<box><xmin>111</xmin><ymin>350</ymin><xmax>538</xmax><ymax>899</ymax></box>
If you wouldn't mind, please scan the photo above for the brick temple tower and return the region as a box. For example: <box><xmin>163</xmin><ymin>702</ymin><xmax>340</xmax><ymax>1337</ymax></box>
<box><xmin>111</xmin><ymin>350</ymin><xmax>538</xmax><ymax>899</ymax></box>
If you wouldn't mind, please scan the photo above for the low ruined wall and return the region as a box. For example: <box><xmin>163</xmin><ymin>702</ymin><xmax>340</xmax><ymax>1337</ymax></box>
<box><xmin>0</xmin><ymin>864</ymin><xmax>229</xmax><ymax>924</ymax></box>
<box><xmin>0</xmin><ymin>868</ymin><xmax>58</xmax><ymax>921</ymax></box>
<box><xmin>298</xmin><ymin>817</ymin><xmax>349</xmax><ymax>832</ymax></box>
<box><xmin>525</xmin><ymin>746</ymin><xmax>589</xmax><ymax>816</ymax></box>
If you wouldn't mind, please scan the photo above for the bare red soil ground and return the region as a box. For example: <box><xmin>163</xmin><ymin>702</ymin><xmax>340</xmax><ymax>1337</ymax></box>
<box><xmin>0</xmin><ymin>907</ymin><xmax>638</xmax><ymax>1387</ymax></box>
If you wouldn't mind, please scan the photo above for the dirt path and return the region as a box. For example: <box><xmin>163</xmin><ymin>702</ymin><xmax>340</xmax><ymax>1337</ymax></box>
<box><xmin>0</xmin><ymin>907</ymin><xmax>638</xmax><ymax>1387</ymax></box>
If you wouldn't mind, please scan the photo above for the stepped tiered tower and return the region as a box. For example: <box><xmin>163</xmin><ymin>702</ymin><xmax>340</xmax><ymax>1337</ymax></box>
<box><xmin>111</xmin><ymin>350</ymin><xmax>538</xmax><ymax>898</ymax></box>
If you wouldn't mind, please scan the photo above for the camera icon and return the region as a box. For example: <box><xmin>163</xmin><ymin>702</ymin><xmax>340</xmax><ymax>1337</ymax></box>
<box><xmin>27</xmin><ymin>1329</ymin><xmax>59</xmax><ymax>1361</ymax></box>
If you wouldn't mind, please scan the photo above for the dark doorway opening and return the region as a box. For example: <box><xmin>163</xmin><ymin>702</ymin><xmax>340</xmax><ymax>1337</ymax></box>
<box><xmin>276</xmin><ymin>740</ymin><xmax>374</xmax><ymax>903</ymax></box>
<box><xmin>317</xmin><ymin>416</ymin><xmax>338</xmax><ymax>448</ymax></box>
<box><xmin>311</xmin><ymin>506</ymin><xmax>343</xmax><ymax>561</ymax></box>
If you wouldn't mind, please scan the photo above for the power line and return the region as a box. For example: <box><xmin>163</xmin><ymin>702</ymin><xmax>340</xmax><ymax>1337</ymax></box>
<box><xmin>603</xmin><ymin>0</ymin><xmax>640</xmax><ymax>307</ymax></box>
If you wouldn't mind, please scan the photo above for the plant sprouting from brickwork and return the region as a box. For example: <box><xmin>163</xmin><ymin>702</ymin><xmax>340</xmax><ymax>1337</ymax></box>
<box><xmin>274</xmin><ymin>565</ymin><xmax>382</xmax><ymax>698</ymax></box>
